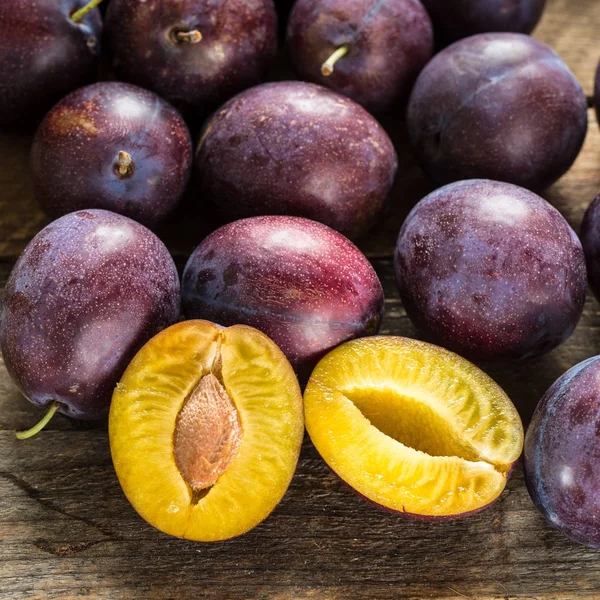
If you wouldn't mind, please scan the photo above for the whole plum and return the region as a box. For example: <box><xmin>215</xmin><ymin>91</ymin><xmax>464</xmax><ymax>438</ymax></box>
<box><xmin>407</xmin><ymin>33</ymin><xmax>588</xmax><ymax>191</ymax></box>
<box><xmin>287</xmin><ymin>0</ymin><xmax>434</xmax><ymax>113</ymax></box>
<box><xmin>524</xmin><ymin>356</ymin><xmax>600</xmax><ymax>548</ymax></box>
<box><xmin>421</xmin><ymin>0</ymin><xmax>546</xmax><ymax>43</ymax></box>
<box><xmin>31</xmin><ymin>82</ymin><xmax>192</xmax><ymax>230</ymax></box>
<box><xmin>0</xmin><ymin>210</ymin><xmax>180</xmax><ymax>422</ymax></box>
<box><xmin>181</xmin><ymin>216</ymin><xmax>384</xmax><ymax>374</ymax></box>
<box><xmin>580</xmin><ymin>195</ymin><xmax>600</xmax><ymax>302</ymax></box>
<box><xmin>105</xmin><ymin>0</ymin><xmax>277</xmax><ymax>115</ymax></box>
<box><xmin>0</xmin><ymin>0</ymin><xmax>102</xmax><ymax>130</ymax></box>
<box><xmin>394</xmin><ymin>180</ymin><xmax>587</xmax><ymax>361</ymax></box>
<box><xmin>195</xmin><ymin>82</ymin><xmax>397</xmax><ymax>239</ymax></box>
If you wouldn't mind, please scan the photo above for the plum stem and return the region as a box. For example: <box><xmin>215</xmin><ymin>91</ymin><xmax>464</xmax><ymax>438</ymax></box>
<box><xmin>176</xmin><ymin>30</ymin><xmax>202</xmax><ymax>44</ymax></box>
<box><xmin>71</xmin><ymin>0</ymin><xmax>103</xmax><ymax>23</ymax></box>
<box><xmin>117</xmin><ymin>151</ymin><xmax>134</xmax><ymax>177</ymax></box>
<box><xmin>321</xmin><ymin>46</ymin><xmax>349</xmax><ymax>76</ymax></box>
<box><xmin>15</xmin><ymin>403</ymin><xmax>59</xmax><ymax>440</ymax></box>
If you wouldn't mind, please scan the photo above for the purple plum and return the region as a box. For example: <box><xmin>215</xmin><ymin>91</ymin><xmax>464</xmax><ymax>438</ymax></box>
<box><xmin>181</xmin><ymin>216</ymin><xmax>384</xmax><ymax>374</ymax></box>
<box><xmin>407</xmin><ymin>33</ymin><xmax>588</xmax><ymax>191</ymax></box>
<box><xmin>0</xmin><ymin>0</ymin><xmax>102</xmax><ymax>131</ymax></box>
<box><xmin>31</xmin><ymin>82</ymin><xmax>193</xmax><ymax>230</ymax></box>
<box><xmin>105</xmin><ymin>0</ymin><xmax>277</xmax><ymax>115</ymax></box>
<box><xmin>524</xmin><ymin>356</ymin><xmax>600</xmax><ymax>548</ymax></box>
<box><xmin>580</xmin><ymin>194</ymin><xmax>600</xmax><ymax>302</ymax></box>
<box><xmin>195</xmin><ymin>81</ymin><xmax>398</xmax><ymax>239</ymax></box>
<box><xmin>394</xmin><ymin>179</ymin><xmax>587</xmax><ymax>361</ymax></box>
<box><xmin>0</xmin><ymin>210</ymin><xmax>180</xmax><ymax>422</ymax></box>
<box><xmin>421</xmin><ymin>0</ymin><xmax>546</xmax><ymax>43</ymax></box>
<box><xmin>287</xmin><ymin>0</ymin><xmax>434</xmax><ymax>113</ymax></box>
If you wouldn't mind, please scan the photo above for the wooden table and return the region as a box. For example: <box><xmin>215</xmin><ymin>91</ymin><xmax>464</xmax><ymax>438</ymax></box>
<box><xmin>2</xmin><ymin>1</ymin><xmax>600</xmax><ymax>597</ymax></box>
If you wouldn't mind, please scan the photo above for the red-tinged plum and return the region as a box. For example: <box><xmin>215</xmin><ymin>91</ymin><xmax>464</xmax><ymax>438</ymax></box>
<box><xmin>287</xmin><ymin>0</ymin><xmax>434</xmax><ymax>113</ymax></box>
<box><xmin>523</xmin><ymin>357</ymin><xmax>600</xmax><ymax>548</ymax></box>
<box><xmin>31</xmin><ymin>82</ymin><xmax>192</xmax><ymax>230</ymax></box>
<box><xmin>580</xmin><ymin>195</ymin><xmax>600</xmax><ymax>302</ymax></box>
<box><xmin>421</xmin><ymin>0</ymin><xmax>546</xmax><ymax>43</ymax></box>
<box><xmin>105</xmin><ymin>0</ymin><xmax>277</xmax><ymax>115</ymax></box>
<box><xmin>181</xmin><ymin>216</ymin><xmax>384</xmax><ymax>375</ymax></box>
<box><xmin>407</xmin><ymin>33</ymin><xmax>588</xmax><ymax>191</ymax></box>
<box><xmin>0</xmin><ymin>0</ymin><xmax>102</xmax><ymax>131</ymax></box>
<box><xmin>394</xmin><ymin>180</ymin><xmax>587</xmax><ymax>361</ymax></box>
<box><xmin>0</xmin><ymin>210</ymin><xmax>180</xmax><ymax>430</ymax></box>
<box><xmin>195</xmin><ymin>82</ymin><xmax>398</xmax><ymax>239</ymax></box>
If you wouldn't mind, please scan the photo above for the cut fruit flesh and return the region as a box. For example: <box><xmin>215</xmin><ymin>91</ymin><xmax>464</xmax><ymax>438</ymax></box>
<box><xmin>109</xmin><ymin>321</ymin><xmax>304</xmax><ymax>542</ymax></box>
<box><xmin>304</xmin><ymin>336</ymin><xmax>524</xmax><ymax>518</ymax></box>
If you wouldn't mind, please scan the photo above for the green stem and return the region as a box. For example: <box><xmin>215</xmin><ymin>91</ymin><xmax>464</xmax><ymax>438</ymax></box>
<box><xmin>321</xmin><ymin>46</ymin><xmax>349</xmax><ymax>76</ymax></box>
<box><xmin>71</xmin><ymin>0</ymin><xmax>104</xmax><ymax>23</ymax></box>
<box><xmin>15</xmin><ymin>403</ymin><xmax>59</xmax><ymax>440</ymax></box>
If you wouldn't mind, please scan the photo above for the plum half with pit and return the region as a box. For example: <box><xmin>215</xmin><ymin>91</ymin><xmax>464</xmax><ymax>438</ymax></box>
<box><xmin>0</xmin><ymin>210</ymin><xmax>180</xmax><ymax>434</ymax></box>
<box><xmin>105</xmin><ymin>0</ymin><xmax>277</xmax><ymax>115</ymax></box>
<box><xmin>421</xmin><ymin>0</ymin><xmax>546</xmax><ymax>43</ymax></box>
<box><xmin>287</xmin><ymin>0</ymin><xmax>434</xmax><ymax>113</ymax></box>
<box><xmin>407</xmin><ymin>33</ymin><xmax>588</xmax><ymax>191</ymax></box>
<box><xmin>524</xmin><ymin>356</ymin><xmax>600</xmax><ymax>548</ymax></box>
<box><xmin>181</xmin><ymin>216</ymin><xmax>384</xmax><ymax>376</ymax></box>
<box><xmin>195</xmin><ymin>81</ymin><xmax>397</xmax><ymax>239</ymax></box>
<box><xmin>0</xmin><ymin>0</ymin><xmax>102</xmax><ymax>130</ymax></box>
<box><xmin>31</xmin><ymin>82</ymin><xmax>192</xmax><ymax>230</ymax></box>
<box><xmin>394</xmin><ymin>179</ymin><xmax>587</xmax><ymax>361</ymax></box>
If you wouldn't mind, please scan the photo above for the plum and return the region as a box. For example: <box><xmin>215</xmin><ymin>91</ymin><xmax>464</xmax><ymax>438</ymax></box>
<box><xmin>523</xmin><ymin>356</ymin><xmax>600</xmax><ymax>548</ymax></box>
<box><xmin>580</xmin><ymin>195</ymin><xmax>600</xmax><ymax>302</ymax></box>
<box><xmin>0</xmin><ymin>0</ymin><xmax>102</xmax><ymax>131</ymax></box>
<box><xmin>195</xmin><ymin>82</ymin><xmax>398</xmax><ymax>239</ymax></box>
<box><xmin>407</xmin><ymin>33</ymin><xmax>588</xmax><ymax>191</ymax></box>
<box><xmin>31</xmin><ymin>82</ymin><xmax>192</xmax><ymax>230</ymax></box>
<box><xmin>421</xmin><ymin>0</ymin><xmax>546</xmax><ymax>43</ymax></box>
<box><xmin>394</xmin><ymin>179</ymin><xmax>587</xmax><ymax>361</ymax></box>
<box><xmin>287</xmin><ymin>0</ymin><xmax>434</xmax><ymax>113</ymax></box>
<box><xmin>0</xmin><ymin>210</ymin><xmax>180</xmax><ymax>428</ymax></box>
<box><xmin>105</xmin><ymin>0</ymin><xmax>277</xmax><ymax>115</ymax></box>
<box><xmin>181</xmin><ymin>216</ymin><xmax>384</xmax><ymax>375</ymax></box>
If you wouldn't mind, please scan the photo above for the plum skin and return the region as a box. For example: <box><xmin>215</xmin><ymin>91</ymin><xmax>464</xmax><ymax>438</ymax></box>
<box><xmin>523</xmin><ymin>357</ymin><xmax>600</xmax><ymax>548</ymax></box>
<box><xmin>105</xmin><ymin>0</ymin><xmax>277</xmax><ymax>114</ymax></box>
<box><xmin>181</xmin><ymin>216</ymin><xmax>384</xmax><ymax>374</ymax></box>
<box><xmin>195</xmin><ymin>81</ymin><xmax>398</xmax><ymax>239</ymax></box>
<box><xmin>287</xmin><ymin>0</ymin><xmax>434</xmax><ymax>113</ymax></box>
<box><xmin>407</xmin><ymin>33</ymin><xmax>588</xmax><ymax>191</ymax></box>
<box><xmin>31</xmin><ymin>82</ymin><xmax>193</xmax><ymax>230</ymax></box>
<box><xmin>0</xmin><ymin>210</ymin><xmax>180</xmax><ymax>420</ymax></box>
<box><xmin>0</xmin><ymin>0</ymin><xmax>102</xmax><ymax>130</ymax></box>
<box><xmin>421</xmin><ymin>0</ymin><xmax>546</xmax><ymax>42</ymax></box>
<box><xmin>580</xmin><ymin>194</ymin><xmax>600</xmax><ymax>302</ymax></box>
<box><xmin>394</xmin><ymin>179</ymin><xmax>587</xmax><ymax>361</ymax></box>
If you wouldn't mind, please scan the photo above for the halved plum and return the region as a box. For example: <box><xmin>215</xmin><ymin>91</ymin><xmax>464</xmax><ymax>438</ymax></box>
<box><xmin>304</xmin><ymin>336</ymin><xmax>524</xmax><ymax>518</ymax></box>
<box><xmin>109</xmin><ymin>320</ymin><xmax>304</xmax><ymax>542</ymax></box>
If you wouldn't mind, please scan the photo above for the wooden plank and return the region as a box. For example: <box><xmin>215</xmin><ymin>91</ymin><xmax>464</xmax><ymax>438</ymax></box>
<box><xmin>2</xmin><ymin>431</ymin><xmax>600</xmax><ymax>600</ymax></box>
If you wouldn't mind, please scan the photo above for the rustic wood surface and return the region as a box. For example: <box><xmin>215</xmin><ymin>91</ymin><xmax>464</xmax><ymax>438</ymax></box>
<box><xmin>2</xmin><ymin>0</ymin><xmax>600</xmax><ymax>598</ymax></box>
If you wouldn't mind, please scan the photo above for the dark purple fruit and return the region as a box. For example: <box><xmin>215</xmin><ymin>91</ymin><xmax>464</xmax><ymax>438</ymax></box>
<box><xmin>105</xmin><ymin>0</ymin><xmax>277</xmax><ymax>114</ymax></box>
<box><xmin>421</xmin><ymin>0</ymin><xmax>546</xmax><ymax>43</ymax></box>
<box><xmin>580</xmin><ymin>194</ymin><xmax>600</xmax><ymax>302</ymax></box>
<box><xmin>195</xmin><ymin>81</ymin><xmax>397</xmax><ymax>239</ymax></box>
<box><xmin>0</xmin><ymin>0</ymin><xmax>102</xmax><ymax>130</ymax></box>
<box><xmin>407</xmin><ymin>33</ymin><xmax>588</xmax><ymax>191</ymax></box>
<box><xmin>31</xmin><ymin>82</ymin><xmax>192</xmax><ymax>230</ymax></box>
<box><xmin>181</xmin><ymin>216</ymin><xmax>384</xmax><ymax>374</ymax></box>
<box><xmin>0</xmin><ymin>210</ymin><xmax>180</xmax><ymax>422</ymax></box>
<box><xmin>394</xmin><ymin>179</ymin><xmax>586</xmax><ymax>361</ymax></box>
<box><xmin>287</xmin><ymin>0</ymin><xmax>434</xmax><ymax>113</ymax></box>
<box><xmin>524</xmin><ymin>356</ymin><xmax>600</xmax><ymax>548</ymax></box>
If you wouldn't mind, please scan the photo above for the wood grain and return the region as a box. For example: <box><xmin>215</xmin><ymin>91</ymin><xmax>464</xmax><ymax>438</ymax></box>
<box><xmin>3</xmin><ymin>0</ymin><xmax>600</xmax><ymax>598</ymax></box>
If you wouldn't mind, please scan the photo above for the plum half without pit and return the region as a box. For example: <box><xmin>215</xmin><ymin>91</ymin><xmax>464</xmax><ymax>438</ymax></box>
<box><xmin>195</xmin><ymin>81</ymin><xmax>398</xmax><ymax>239</ymax></box>
<box><xmin>0</xmin><ymin>210</ymin><xmax>180</xmax><ymax>435</ymax></box>
<box><xmin>110</xmin><ymin>320</ymin><xmax>304</xmax><ymax>541</ymax></box>
<box><xmin>304</xmin><ymin>336</ymin><xmax>524</xmax><ymax>518</ymax></box>
<box><xmin>181</xmin><ymin>216</ymin><xmax>384</xmax><ymax>378</ymax></box>
<box><xmin>31</xmin><ymin>82</ymin><xmax>193</xmax><ymax>230</ymax></box>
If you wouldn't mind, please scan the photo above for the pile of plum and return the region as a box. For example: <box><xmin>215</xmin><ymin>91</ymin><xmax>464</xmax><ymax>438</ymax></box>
<box><xmin>1</xmin><ymin>0</ymin><xmax>600</xmax><ymax>548</ymax></box>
